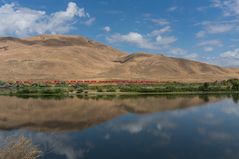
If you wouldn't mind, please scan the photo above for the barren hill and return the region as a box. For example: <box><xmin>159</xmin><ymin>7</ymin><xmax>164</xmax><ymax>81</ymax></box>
<box><xmin>0</xmin><ymin>34</ymin><xmax>238</xmax><ymax>82</ymax></box>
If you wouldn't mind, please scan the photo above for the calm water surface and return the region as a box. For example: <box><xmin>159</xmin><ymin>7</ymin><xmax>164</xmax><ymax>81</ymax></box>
<box><xmin>0</xmin><ymin>94</ymin><xmax>239</xmax><ymax>159</ymax></box>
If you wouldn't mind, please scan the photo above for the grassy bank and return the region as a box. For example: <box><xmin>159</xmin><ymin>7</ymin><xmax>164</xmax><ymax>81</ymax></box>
<box><xmin>0</xmin><ymin>79</ymin><xmax>239</xmax><ymax>95</ymax></box>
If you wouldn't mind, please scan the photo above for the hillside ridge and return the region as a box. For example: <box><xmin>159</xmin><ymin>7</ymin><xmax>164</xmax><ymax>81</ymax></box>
<box><xmin>0</xmin><ymin>34</ymin><xmax>238</xmax><ymax>82</ymax></box>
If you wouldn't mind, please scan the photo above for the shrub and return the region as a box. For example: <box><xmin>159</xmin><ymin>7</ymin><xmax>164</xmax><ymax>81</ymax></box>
<box><xmin>16</xmin><ymin>88</ymin><xmax>34</xmax><ymax>94</ymax></box>
<box><xmin>74</xmin><ymin>84</ymin><xmax>89</xmax><ymax>90</ymax></box>
<box><xmin>96</xmin><ymin>87</ymin><xmax>103</xmax><ymax>92</ymax></box>
<box><xmin>76</xmin><ymin>88</ymin><xmax>84</xmax><ymax>93</ymax></box>
<box><xmin>41</xmin><ymin>88</ymin><xmax>65</xmax><ymax>94</ymax></box>
<box><xmin>0</xmin><ymin>136</ymin><xmax>42</xmax><ymax>159</ymax></box>
<box><xmin>0</xmin><ymin>81</ymin><xmax>6</xmax><ymax>86</ymax></box>
<box><xmin>106</xmin><ymin>87</ymin><xmax>116</xmax><ymax>92</ymax></box>
<box><xmin>199</xmin><ymin>82</ymin><xmax>209</xmax><ymax>91</ymax></box>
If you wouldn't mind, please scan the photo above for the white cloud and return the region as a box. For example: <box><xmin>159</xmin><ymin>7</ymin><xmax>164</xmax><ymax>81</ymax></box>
<box><xmin>198</xmin><ymin>40</ymin><xmax>223</xmax><ymax>52</ymax></box>
<box><xmin>121</xmin><ymin>122</ymin><xmax>144</xmax><ymax>134</ymax></box>
<box><xmin>0</xmin><ymin>2</ymin><xmax>90</xmax><ymax>37</ymax></box>
<box><xmin>196</xmin><ymin>0</ymin><xmax>239</xmax><ymax>38</ymax></box>
<box><xmin>222</xmin><ymin>106</ymin><xmax>239</xmax><ymax>116</ymax></box>
<box><xmin>167</xmin><ymin>6</ymin><xmax>178</xmax><ymax>12</ymax></box>
<box><xmin>108</xmin><ymin>116</ymin><xmax>176</xmax><ymax>135</ymax></box>
<box><xmin>196</xmin><ymin>31</ymin><xmax>206</xmax><ymax>38</ymax></box>
<box><xmin>156</xmin><ymin>35</ymin><xmax>177</xmax><ymax>45</ymax></box>
<box><xmin>107</xmin><ymin>22</ymin><xmax>177</xmax><ymax>50</ymax></box>
<box><xmin>109</xmin><ymin>117</ymin><xmax>154</xmax><ymax>135</ymax></box>
<box><xmin>195</xmin><ymin>21</ymin><xmax>236</xmax><ymax>38</ymax></box>
<box><xmin>107</xmin><ymin>18</ymin><xmax>177</xmax><ymax>51</ymax></box>
<box><xmin>205</xmin><ymin>24</ymin><xmax>234</xmax><ymax>34</ymax></box>
<box><xmin>220</xmin><ymin>49</ymin><xmax>239</xmax><ymax>59</ymax></box>
<box><xmin>197</xmin><ymin>6</ymin><xmax>210</xmax><ymax>12</ymax></box>
<box><xmin>198</xmin><ymin>40</ymin><xmax>223</xmax><ymax>47</ymax></box>
<box><xmin>150</xmin><ymin>26</ymin><xmax>171</xmax><ymax>36</ymax></box>
<box><xmin>212</xmin><ymin>0</ymin><xmax>239</xmax><ymax>16</ymax></box>
<box><xmin>183</xmin><ymin>53</ymin><xmax>199</xmax><ymax>60</ymax></box>
<box><xmin>151</xmin><ymin>18</ymin><xmax>170</xmax><ymax>25</ymax></box>
<box><xmin>203</xmin><ymin>47</ymin><xmax>214</xmax><ymax>52</ymax></box>
<box><xmin>103</xmin><ymin>26</ymin><xmax>111</xmax><ymax>32</ymax></box>
<box><xmin>107</xmin><ymin>32</ymin><xmax>156</xmax><ymax>49</ymax></box>
<box><xmin>205</xmin><ymin>49</ymin><xmax>239</xmax><ymax>66</ymax></box>
<box><xmin>142</xmin><ymin>13</ymin><xmax>152</xmax><ymax>18</ymax></box>
<box><xmin>169</xmin><ymin>48</ymin><xmax>187</xmax><ymax>55</ymax></box>
<box><xmin>83</xmin><ymin>17</ymin><xmax>95</xmax><ymax>26</ymax></box>
<box><xmin>168</xmin><ymin>48</ymin><xmax>199</xmax><ymax>60</ymax></box>
<box><xmin>107</xmin><ymin>31</ymin><xmax>177</xmax><ymax>50</ymax></box>
<box><xmin>156</xmin><ymin>35</ymin><xmax>163</xmax><ymax>41</ymax></box>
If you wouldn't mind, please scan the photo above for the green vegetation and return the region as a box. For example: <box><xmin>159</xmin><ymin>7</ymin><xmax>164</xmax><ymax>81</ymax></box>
<box><xmin>1</xmin><ymin>79</ymin><xmax>239</xmax><ymax>95</ymax></box>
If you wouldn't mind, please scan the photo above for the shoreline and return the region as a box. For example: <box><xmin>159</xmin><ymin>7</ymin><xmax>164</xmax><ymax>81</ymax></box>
<box><xmin>0</xmin><ymin>78</ymin><xmax>239</xmax><ymax>96</ymax></box>
<box><xmin>1</xmin><ymin>91</ymin><xmax>239</xmax><ymax>96</ymax></box>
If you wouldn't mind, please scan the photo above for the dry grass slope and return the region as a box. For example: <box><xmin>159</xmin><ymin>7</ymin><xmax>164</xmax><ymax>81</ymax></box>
<box><xmin>0</xmin><ymin>34</ymin><xmax>238</xmax><ymax>82</ymax></box>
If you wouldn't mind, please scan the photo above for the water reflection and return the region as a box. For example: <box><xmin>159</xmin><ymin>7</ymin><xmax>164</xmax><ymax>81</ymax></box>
<box><xmin>0</xmin><ymin>94</ymin><xmax>239</xmax><ymax>159</ymax></box>
<box><xmin>0</xmin><ymin>94</ymin><xmax>223</xmax><ymax>131</ymax></box>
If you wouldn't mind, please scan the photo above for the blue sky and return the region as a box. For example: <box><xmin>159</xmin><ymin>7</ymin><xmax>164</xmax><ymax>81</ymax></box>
<box><xmin>0</xmin><ymin>0</ymin><xmax>239</xmax><ymax>66</ymax></box>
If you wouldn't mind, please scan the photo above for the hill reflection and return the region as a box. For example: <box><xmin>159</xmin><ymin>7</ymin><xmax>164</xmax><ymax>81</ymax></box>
<box><xmin>0</xmin><ymin>94</ymin><xmax>232</xmax><ymax>132</ymax></box>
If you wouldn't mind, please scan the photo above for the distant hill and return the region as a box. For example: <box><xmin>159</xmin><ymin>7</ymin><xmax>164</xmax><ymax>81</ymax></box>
<box><xmin>0</xmin><ymin>34</ymin><xmax>238</xmax><ymax>82</ymax></box>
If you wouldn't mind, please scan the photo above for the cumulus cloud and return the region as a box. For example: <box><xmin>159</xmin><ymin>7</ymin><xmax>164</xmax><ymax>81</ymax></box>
<box><xmin>107</xmin><ymin>31</ymin><xmax>177</xmax><ymax>50</ymax></box>
<box><xmin>0</xmin><ymin>2</ymin><xmax>91</xmax><ymax>37</ymax></box>
<box><xmin>205</xmin><ymin>48</ymin><xmax>239</xmax><ymax>66</ymax></box>
<box><xmin>220</xmin><ymin>48</ymin><xmax>239</xmax><ymax>59</ymax></box>
<box><xmin>107</xmin><ymin>24</ymin><xmax>177</xmax><ymax>50</ymax></box>
<box><xmin>156</xmin><ymin>35</ymin><xmax>177</xmax><ymax>45</ymax></box>
<box><xmin>107</xmin><ymin>32</ymin><xmax>156</xmax><ymax>49</ymax></box>
<box><xmin>103</xmin><ymin>26</ymin><xmax>111</xmax><ymax>32</ymax></box>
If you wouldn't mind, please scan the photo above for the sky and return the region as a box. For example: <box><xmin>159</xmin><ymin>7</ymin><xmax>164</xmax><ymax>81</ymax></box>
<box><xmin>0</xmin><ymin>0</ymin><xmax>239</xmax><ymax>67</ymax></box>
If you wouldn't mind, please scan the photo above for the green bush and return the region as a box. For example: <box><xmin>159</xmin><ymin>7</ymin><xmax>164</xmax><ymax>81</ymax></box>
<box><xmin>76</xmin><ymin>88</ymin><xmax>84</xmax><ymax>93</ymax></box>
<box><xmin>106</xmin><ymin>87</ymin><xmax>116</xmax><ymax>92</ymax></box>
<box><xmin>96</xmin><ymin>87</ymin><xmax>103</xmax><ymax>92</ymax></box>
<box><xmin>0</xmin><ymin>81</ymin><xmax>6</xmax><ymax>86</ymax></box>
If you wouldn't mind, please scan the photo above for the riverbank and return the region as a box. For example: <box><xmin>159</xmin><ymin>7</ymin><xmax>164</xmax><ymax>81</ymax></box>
<box><xmin>0</xmin><ymin>78</ymin><xmax>239</xmax><ymax>96</ymax></box>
